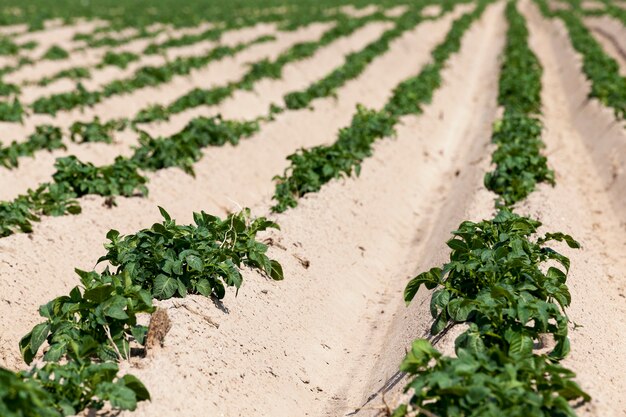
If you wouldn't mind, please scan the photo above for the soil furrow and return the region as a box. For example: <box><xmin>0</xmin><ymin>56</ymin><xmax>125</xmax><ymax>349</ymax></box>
<box><xmin>584</xmin><ymin>15</ymin><xmax>626</xmax><ymax>76</ymax></box>
<box><xmin>335</xmin><ymin>3</ymin><xmax>507</xmax><ymax>414</ymax></box>
<box><xmin>0</xmin><ymin>6</ymin><xmax>465</xmax><ymax>373</ymax></box>
<box><xmin>524</xmin><ymin>2</ymin><xmax>626</xmax><ymax>216</ymax></box>
<box><xmin>521</xmin><ymin>2</ymin><xmax>626</xmax><ymax>415</ymax></box>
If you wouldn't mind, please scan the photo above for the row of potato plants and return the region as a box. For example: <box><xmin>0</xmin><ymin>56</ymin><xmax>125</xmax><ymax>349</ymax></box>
<box><xmin>534</xmin><ymin>0</ymin><xmax>626</xmax><ymax>120</ymax></box>
<box><xmin>0</xmin><ymin>8</ymin><xmax>423</xmax><ymax>232</ymax></box>
<box><xmin>0</xmin><ymin>115</ymin><xmax>262</xmax><ymax>237</ymax></box>
<box><xmin>130</xmin><ymin>7</ymin><xmax>415</xmax><ymax>124</ymax></box>
<box><xmin>0</xmin><ymin>8</ymin><xmax>390</xmax><ymax>159</ymax></box>
<box><xmin>29</xmin><ymin>34</ymin><xmax>276</xmax><ymax>115</ymax></box>
<box><xmin>0</xmin><ymin>0</ymin><xmax>408</xmax><ymax>31</ymax></box>
<box><xmin>2</xmin><ymin>0</ymin><xmax>461</xmax><ymax>170</ymax></box>
<box><xmin>0</xmin><ymin>118</ymin><xmax>130</xmax><ymax>169</ymax></box>
<box><xmin>1</xmin><ymin>206</ymin><xmax>283</xmax><ymax>416</ymax></box>
<box><xmin>271</xmin><ymin>0</ymin><xmax>488</xmax><ymax>212</ymax></box>
<box><xmin>1</xmin><ymin>8</ymin><xmax>355</xmax><ymax>119</ymax></box>
<box><xmin>20</xmin><ymin>4</ymin><xmax>409</xmax><ymax>119</ymax></box>
<box><xmin>393</xmin><ymin>3</ymin><xmax>589</xmax><ymax>416</ymax></box>
<box><xmin>0</xmin><ymin>4</ymin><xmax>431</xmax><ymax>176</ymax></box>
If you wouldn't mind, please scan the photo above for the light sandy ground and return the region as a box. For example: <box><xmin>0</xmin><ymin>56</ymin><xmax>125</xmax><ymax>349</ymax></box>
<box><xmin>385</xmin><ymin>5</ymin><xmax>409</xmax><ymax>18</ymax></box>
<box><xmin>139</xmin><ymin>21</ymin><xmax>393</xmax><ymax>137</ymax></box>
<box><xmin>521</xmin><ymin>2</ymin><xmax>626</xmax><ymax>415</ymax></box>
<box><xmin>584</xmin><ymin>15</ymin><xmax>626</xmax><ymax>77</ymax></box>
<box><xmin>0</xmin><ymin>0</ymin><xmax>467</xmax><ymax>383</ymax></box>
<box><xmin>421</xmin><ymin>4</ymin><xmax>442</xmax><ymax>17</ymax></box>
<box><xmin>0</xmin><ymin>22</ymin><xmax>334</xmax><ymax>199</ymax></box>
<box><xmin>340</xmin><ymin>5</ymin><xmax>380</xmax><ymax>18</ymax></box>
<box><xmin>0</xmin><ymin>2</ymin><xmax>624</xmax><ymax>417</ymax></box>
<box><xmin>5</xmin><ymin>24</ymin><xmax>216</xmax><ymax>90</ymax></box>
<box><xmin>0</xmin><ymin>21</ymin><xmax>330</xmax><ymax>144</ymax></box>
<box><xmin>17</xmin><ymin>23</ymin><xmax>277</xmax><ymax>103</ymax></box>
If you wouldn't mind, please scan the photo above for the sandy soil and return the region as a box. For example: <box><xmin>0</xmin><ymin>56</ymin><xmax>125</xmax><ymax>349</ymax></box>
<box><xmin>584</xmin><ymin>15</ymin><xmax>626</xmax><ymax>77</ymax></box>
<box><xmin>520</xmin><ymin>2</ymin><xmax>626</xmax><ymax>415</ymax></box>
<box><xmin>0</xmin><ymin>21</ymin><xmax>336</xmax><ymax>200</ymax></box>
<box><xmin>0</xmin><ymin>2</ymin><xmax>624</xmax><ymax>417</ymax></box>
<box><xmin>0</xmin><ymin>0</ymin><xmax>467</xmax><ymax>381</ymax></box>
<box><xmin>17</xmin><ymin>23</ymin><xmax>278</xmax><ymax>103</ymax></box>
<box><xmin>340</xmin><ymin>5</ymin><xmax>380</xmax><ymax>18</ymax></box>
<box><xmin>0</xmin><ymin>21</ymin><xmax>330</xmax><ymax>147</ymax></box>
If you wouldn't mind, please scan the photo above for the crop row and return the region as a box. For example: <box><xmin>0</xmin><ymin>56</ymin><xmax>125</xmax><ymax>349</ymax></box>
<box><xmin>132</xmin><ymin>8</ymin><xmax>400</xmax><ymax>124</ymax></box>
<box><xmin>271</xmin><ymin>0</ymin><xmax>488</xmax><ymax>212</ymax></box>
<box><xmin>0</xmin><ymin>3</ymin><xmax>439</xmax><ymax>180</ymax></box>
<box><xmin>534</xmin><ymin>0</ymin><xmax>626</xmax><ymax>120</ymax></box>
<box><xmin>0</xmin><ymin>0</ymin><xmax>411</xmax><ymax>30</ymax></box>
<box><xmin>28</xmin><ymin>34</ymin><xmax>276</xmax><ymax>116</ymax></box>
<box><xmin>0</xmin><ymin>4</ymin><xmax>389</xmax><ymax>121</ymax></box>
<box><xmin>393</xmin><ymin>3</ymin><xmax>589</xmax><ymax>416</ymax></box>
<box><xmin>0</xmin><ymin>7</ymin><xmax>394</xmax><ymax>124</ymax></box>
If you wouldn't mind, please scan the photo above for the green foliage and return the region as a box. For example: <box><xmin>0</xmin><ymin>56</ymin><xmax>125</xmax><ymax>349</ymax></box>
<box><xmin>394</xmin><ymin>340</ymin><xmax>589</xmax><ymax>417</ymax></box>
<box><xmin>0</xmin><ymin>367</ymin><xmax>60</xmax><ymax>417</ymax></box>
<box><xmin>42</xmin><ymin>45</ymin><xmax>69</xmax><ymax>60</ymax></box>
<box><xmin>0</xmin><ymin>113</ymin><xmax>259</xmax><ymax>236</ymax></box>
<box><xmin>132</xmin><ymin>116</ymin><xmax>260</xmax><ymax>175</ymax></box>
<box><xmin>31</xmin><ymin>35</ymin><xmax>275</xmax><ymax>115</ymax></box>
<box><xmin>70</xmin><ymin>117</ymin><xmax>128</xmax><ymax>143</ymax></box>
<box><xmin>535</xmin><ymin>0</ymin><xmax>626</xmax><ymax>119</ymax></box>
<box><xmin>498</xmin><ymin>2</ymin><xmax>542</xmax><ymax>115</ymax></box>
<box><xmin>0</xmin><ymin>99</ymin><xmax>24</xmax><ymax>122</ymax></box>
<box><xmin>99</xmin><ymin>51</ymin><xmax>140</xmax><ymax>69</ymax></box>
<box><xmin>283</xmin><ymin>7</ymin><xmax>425</xmax><ymax>110</ymax></box>
<box><xmin>0</xmin><ymin>125</ymin><xmax>65</xmax><ymax>169</ymax></box>
<box><xmin>1</xmin><ymin>361</ymin><xmax>149</xmax><ymax>416</ymax></box>
<box><xmin>98</xmin><ymin>207</ymin><xmax>284</xmax><ymax>300</ymax></box>
<box><xmin>272</xmin><ymin>5</ymin><xmax>487</xmax><ymax>212</ymax></box>
<box><xmin>22</xmin><ymin>361</ymin><xmax>150</xmax><ymax>414</ymax></box>
<box><xmin>485</xmin><ymin>2</ymin><xmax>553</xmax><ymax>205</ymax></box>
<box><xmin>36</xmin><ymin>67</ymin><xmax>91</xmax><ymax>87</ymax></box>
<box><xmin>0</xmin><ymin>37</ymin><xmax>19</xmax><ymax>55</ymax></box>
<box><xmin>143</xmin><ymin>27</ymin><xmax>223</xmax><ymax>54</ymax></box>
<box><xmin>404</xmin><ymin>209</ymin><xmax>579</xmax><ymax>357</ymax></box>
<box><xmin>51</xmin><ymin>156</ymin><xmax>148</xmax><ymax>198</ymax></box>
<box><xmin>485</xmin><ymin>115</ymin><xmax>554</xmax><ymax>205</ymax></box>
<box><xmin>272</xmin><ymin>106</ymin><xmax>396</xmax><ymax>212</ymax></box>
<box><xmin>31</xmin><ymin>83</ymin><xmax>100</xmax><ymax>115</ymax></box>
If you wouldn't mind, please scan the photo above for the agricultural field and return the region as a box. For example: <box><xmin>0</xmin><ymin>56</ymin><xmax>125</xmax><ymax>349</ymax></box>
<box><xmin>0</xmin><ymin>0</ymin><xmax>624</xmax><ymax>415</ymax></box>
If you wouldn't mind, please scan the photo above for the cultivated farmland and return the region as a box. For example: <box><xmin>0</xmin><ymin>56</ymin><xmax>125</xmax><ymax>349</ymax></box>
<box><xmin>0</xmin><ymin>0</ymin><xmax>624</xmax><ymax>416</ymax></box>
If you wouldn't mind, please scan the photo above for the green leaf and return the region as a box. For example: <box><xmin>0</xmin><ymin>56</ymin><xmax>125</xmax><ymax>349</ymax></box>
<box><xmin>507</xmin><ymin>332</ymin><xmax>533</xmax><ymax>359</ymax></box>
<box><xmin>269</xmin><ymin>260</ymin><xmax>284</xmax><ymax>281</ymax></box>
<box><xmin>29</xmin><ymin>322</ymin><xmax>50</xmax><ymax>355</ymax></box>
<box><xmin>122</xmin><ymin>374</ymin><xmax>151</xmax><ymax>401</ymax></box>
<box><xmin>103</xmin><ymin>296</ymin><xmax>129</xmax><ymax>320</ymax></box>
<box><xmin>153</xmin><ymin>274</ymin><xmax>177</xmax><ymax>299</ymax></box>
<box><xmin>404</xmin><ymin>267</ymin><xmax>441</xmax><ymax>305</ymax></box>
<box><xmin>84</xmin><ymin>284</ymin><xmax>114</xmax><ymax>303</ymax></box>
<box><xmin>19</xmin><ymin>332</ymin><xmax>35</xmax><ymax>364</ymax></box>
<box><xmin>195</xmin><ymin>278</ymin><xmax>212</xmax><ymax>297</ymax></box>
<box><xmin>186</xmin><ymin>254</ymin><xmax>203</xmax><ymax>272</ymax></box>
<box><xmin>158</xmin><ymin>206</ymin><xmax>171</xmax><ymax>221</ymax></box>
